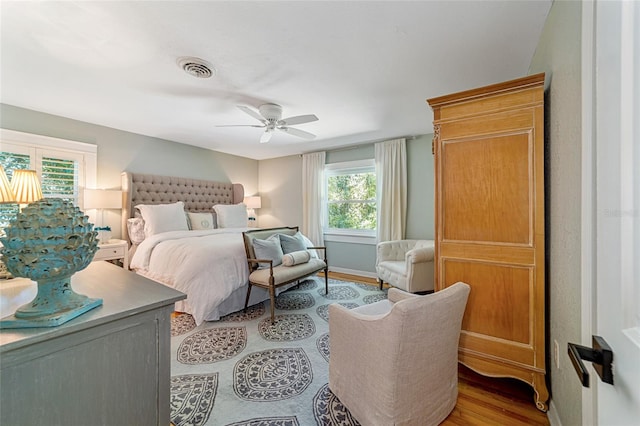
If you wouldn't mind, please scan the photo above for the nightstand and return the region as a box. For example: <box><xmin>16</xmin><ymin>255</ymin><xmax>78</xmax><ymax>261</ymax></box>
<box><xmin>93</xmin><ymin>239</ymin><xmax>129</xmax><ymax>269</ymax></box>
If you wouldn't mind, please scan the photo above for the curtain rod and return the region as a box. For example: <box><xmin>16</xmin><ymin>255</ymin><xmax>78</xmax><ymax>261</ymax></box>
<box><xmin>300</xmin><ymin>134</ymin><xmax>424</xmax><ymax>156</ymax></box>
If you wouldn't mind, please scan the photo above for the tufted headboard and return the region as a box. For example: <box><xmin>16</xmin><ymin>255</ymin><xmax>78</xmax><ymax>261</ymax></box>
<box><xmin>121</xmin><ymin>172</ymin><xmax>244</xmax><ymax>244</ymax></box>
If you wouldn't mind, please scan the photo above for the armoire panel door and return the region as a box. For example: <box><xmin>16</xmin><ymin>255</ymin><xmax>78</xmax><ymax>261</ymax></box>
<box><xmin>428</xmin><ymin>73</ymin><xmax>548</xmax><ymax>411</ymax></box>
<box><xmin>441</xmin><ymin>132</ymin><xmax>532</xmax><ymax>245</ymax></box>
<box><xmin>438</xmin><ymin>123</ymin><xmax>542</xmax><ymax>369</ymax></box>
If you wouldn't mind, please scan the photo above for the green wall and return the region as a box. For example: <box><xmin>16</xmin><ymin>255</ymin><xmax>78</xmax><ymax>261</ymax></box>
<box><xmin>1</xmin><ymin>103</ymin><xmax>259</xmax><ymax>239</ymax></box>
<box><xmin>2</xmin><ymin>104</ymin><xmax>435</xmax><ymax>276</ymax></box>
<box><xmin>259</xmin><ymin>135</ymin><xmax>434</xmax><ymax>276</ymax></box>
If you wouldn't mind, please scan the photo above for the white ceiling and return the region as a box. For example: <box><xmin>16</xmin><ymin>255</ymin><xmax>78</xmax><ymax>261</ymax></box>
<box><xmin>0</xmin><ymin>1</ymin><xmax>552</xmax><ymax>161</ymax></box>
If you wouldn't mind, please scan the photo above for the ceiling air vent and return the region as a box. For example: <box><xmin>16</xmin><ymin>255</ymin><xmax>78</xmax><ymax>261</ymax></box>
<box><xmin>177</xmin><ymin>57</ymin><xmax>215</xmax><ymax>79</ymax></box>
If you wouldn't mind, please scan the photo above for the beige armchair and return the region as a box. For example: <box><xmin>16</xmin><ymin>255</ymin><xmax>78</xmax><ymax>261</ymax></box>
<box><xmin>328</xmin><ymin>282</ymin><xmax>471</xmax><ymax>426</ymax></box>
<box><xmin>376</xmin><ymin>239</ymin><xmax>435</xmax><ymax>293</ymax></box>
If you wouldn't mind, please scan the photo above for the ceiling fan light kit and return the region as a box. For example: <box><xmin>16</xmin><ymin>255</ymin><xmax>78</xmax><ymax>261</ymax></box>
<box><xmin>258</xmin><ymin>103</ymin><xmax>283</xmax><ymax>120</ymax></box>
<box><xmin>218</xmin><ymin>103</ymin><xmax>319</xmax><ymax>143</ymax></box>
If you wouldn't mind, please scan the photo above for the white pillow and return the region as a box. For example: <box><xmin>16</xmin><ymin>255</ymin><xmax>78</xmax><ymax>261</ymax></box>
<box><xmin>282</xmin><ymin>250</ymin><xmax>311</xmax><ymax>266</ymax></box>
<box><xmin>135</xmin><ymin>202</ymin><xmax>189</xmax><ymax>237</ymax></box>
<box><xmin>279</xmin><ymin>232</ymin><xmax>307</xmax><ymax>254</ymax></box>
<box><xmin>213</xmin><ymin>203</ymin><xmax>247</xmax><ymax>228</ymax></box>
<box><xmin>127</xmin><ymin>217</ymin><xmax>146</xmax><ymax>245</ymax></box>
<box><xmin>187</xmin><ymin>212</ymin><xmax>215</xmax><ymax>230</ymax></box>
<box><xmin>301</xmin><ymin>234</ymin><xmax>319</xmax><ymax>259</ymax></box>
<box><xmin>252</xmin><ymin>234</ymin><xmax>283</xmax><ymax>269</ymax></box>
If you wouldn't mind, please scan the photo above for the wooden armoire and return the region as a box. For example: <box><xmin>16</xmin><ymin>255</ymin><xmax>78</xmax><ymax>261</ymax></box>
<box><xmin>427</xmin><ymin>73</ymin><xmax>548</xmax><ymax>411</ymax></box>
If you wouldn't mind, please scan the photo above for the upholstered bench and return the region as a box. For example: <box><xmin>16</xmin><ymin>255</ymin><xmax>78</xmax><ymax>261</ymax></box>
<box><xmin>242</xmin><ymin>226</ymin><xmax>328</xmax><ymax>323</ymax></box>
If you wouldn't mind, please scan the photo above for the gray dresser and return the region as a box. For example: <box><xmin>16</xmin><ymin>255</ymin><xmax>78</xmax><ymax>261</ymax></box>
<box><xmin>0</xmin><ymin>261</ymin><xmax>186</xmax><ymax>425</ymax></box>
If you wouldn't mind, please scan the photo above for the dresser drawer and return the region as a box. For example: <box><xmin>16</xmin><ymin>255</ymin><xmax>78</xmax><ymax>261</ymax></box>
<box><xmin>94</xmin><ymin>245</ymin><xmax>126</xmax><ymax>261</ymax></box>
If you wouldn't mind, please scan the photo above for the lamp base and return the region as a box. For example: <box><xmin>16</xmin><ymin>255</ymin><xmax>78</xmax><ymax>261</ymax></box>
<box><xmin>0</xmin><ymin>276</ymin><xmax>103</xmax><ymax>329</ymax></box>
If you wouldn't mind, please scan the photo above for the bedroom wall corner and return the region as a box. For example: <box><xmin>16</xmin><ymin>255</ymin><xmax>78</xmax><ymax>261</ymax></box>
<box><xmin>257</xmin><ymin>154</ymin><xmax>303</xmax><ymax>229</ymax></box>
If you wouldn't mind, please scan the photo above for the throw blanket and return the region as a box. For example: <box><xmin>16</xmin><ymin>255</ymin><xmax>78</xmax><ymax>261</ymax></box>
<box><xmin>130</xmin><ymin>229</ymin><xmax>250</xmax><ymax>325</ymax></box>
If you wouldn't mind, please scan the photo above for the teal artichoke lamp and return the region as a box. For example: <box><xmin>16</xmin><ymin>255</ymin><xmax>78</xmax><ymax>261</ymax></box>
<box><xmin>0</xmin><ymin>170</ymin><xmax>101</xmax><ymax>328</ymax></box>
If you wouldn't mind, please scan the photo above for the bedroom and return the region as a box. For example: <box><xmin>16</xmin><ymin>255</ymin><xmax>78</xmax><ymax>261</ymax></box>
<box><xmin>1</xmin><ymin>1</ymin><xmax>639</xmax><ymax>425</ymax></box>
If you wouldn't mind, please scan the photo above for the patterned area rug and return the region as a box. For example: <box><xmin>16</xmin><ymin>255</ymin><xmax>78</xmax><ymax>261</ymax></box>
<box><xmin>170</xmin><ymin>277</ymin><xmax>386</xmax><ymax>426</ymax></box>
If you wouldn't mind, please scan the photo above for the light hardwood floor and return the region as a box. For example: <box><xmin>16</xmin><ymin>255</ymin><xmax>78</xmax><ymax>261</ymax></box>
<box><xmin>325</xmin><ymin>271</ymin><xmax>550</xmax><ymax>426</ymax></box>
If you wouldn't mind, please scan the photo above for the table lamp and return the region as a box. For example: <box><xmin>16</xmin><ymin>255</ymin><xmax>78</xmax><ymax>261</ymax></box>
<box><xmin>0</xmin><ymin>165</ymin><xmax>15</xmax><ymax>279</ymax></box>
<box><xmin>0</xmin><ymin>165</ymin><xmax>16</xmax><ymax>203</ymax></box>
<box><xmin>243</xmin><ymin>196</ymin><xmax>261</xmax><ymax>226</ymax></box>
<box><xmin>11</xmin><ymin>169</ymin><xmax>43</xmax><ymax>206</ymax></box>
<box><xmin>84</xmin><ymin>189</ymin><xmax>122</xmax><ymax>242</ymax></box>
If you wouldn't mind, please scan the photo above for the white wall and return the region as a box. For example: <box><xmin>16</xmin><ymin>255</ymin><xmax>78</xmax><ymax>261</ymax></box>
<box><xmin>257</xmin><ymin>154</ymin><xmax>302</xmax><ymax>229</ymax></box>
<box><xmin>529</xmin><ymin>1</ymin><xmax>583</xmax><ymax>424</ymax></box>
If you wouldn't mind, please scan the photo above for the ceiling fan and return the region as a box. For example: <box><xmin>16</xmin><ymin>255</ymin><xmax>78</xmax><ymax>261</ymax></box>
<box><xmin>218</xmin><ymin>103</ymin><xmax>318</xmax><ymax>143</ymax></box>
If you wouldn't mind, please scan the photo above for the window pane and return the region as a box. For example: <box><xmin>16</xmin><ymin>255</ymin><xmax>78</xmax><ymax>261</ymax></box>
<box><xmin>0</xmin><ymin>152</ymin><xmax>80</xmax><ymax>229</ymax></box>
<box><xmin>328</xmin><ymin>173</ymin><xmax>376</xmax><ymax>202</ymax></box>
<box><xmin>0</xmin><ymin>152</ymin><xmax>30</xmax><ymax>179</ymax></box>
<box><xmin>328</xmin><ymin>201</ymin><xmax>376</xmax><ymax>230</ymax></box>
<box><xmin>0</xmin><ymin>152</ymin><xmax>30</xmax><ymax>230</ymax></box>
<box><xmin>326</xmin><ymin>165</ymin><xmax>377</xmax><ymax>231</ymax></box>
<box><xmin>42</xmin><ymin>156</ymin><xmax>77</xmax><ymax>201</ymax></box>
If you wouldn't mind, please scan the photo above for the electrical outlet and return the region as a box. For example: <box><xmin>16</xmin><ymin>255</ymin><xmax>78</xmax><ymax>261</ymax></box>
<box><xmin>554</xmin><ymin>339</ymin><xmax>560</xmax><ymax>369</ymax></box>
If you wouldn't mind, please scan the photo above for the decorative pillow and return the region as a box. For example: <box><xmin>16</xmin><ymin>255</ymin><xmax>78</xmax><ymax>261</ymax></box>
<box><xmin>282</xmin><ymin>250</ymin><xmax>311</xmax><ymax>267</ymax></box>
<box><xmin>301</xmin><ymin>234</ymin><xmax>319</xmax><ymax>259</ymax></box>
<box><xmin>213</xmin><ymin>203</ymin><xmax>248</xmax><ymax>228</ymax></box>
<box><xmin>252</xmin><ymin>234</ymin><xmax>283</xmax><ymax>269</ymax></box>
<box><xmin>135</xmin><ymin>201</ymin><xmax>189</xmax><ymax>237</ymax></box>
<box><xmin>127</xmin><ymin>217</ymin><xmax>146</xmax><ymax>245</ymax></box>
<box><xmin>279</xmin><ymin>232</ymin><xmax>307</xmax><ymax>254</ymax></box>
<box><xmin>187</xmin><ymin>212</ymin><xmax>215</xmax><ymax>230</ymax></box>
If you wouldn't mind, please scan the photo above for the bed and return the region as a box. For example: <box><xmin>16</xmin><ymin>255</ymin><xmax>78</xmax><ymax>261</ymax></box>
<box><xmin>121</xmin><ymin>172</ymin><xmax>291</xmax><ymax>325</ymax></box>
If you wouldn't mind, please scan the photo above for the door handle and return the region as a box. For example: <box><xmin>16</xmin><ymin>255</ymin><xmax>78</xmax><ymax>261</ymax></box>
<box><xmin>567</xmin><ymin>335</ymin><xmax>614</xmax><ymax>387</ymax></box>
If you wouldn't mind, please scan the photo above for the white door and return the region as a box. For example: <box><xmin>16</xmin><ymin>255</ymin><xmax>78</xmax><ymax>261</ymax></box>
<box><xmin>583</xmin><ymin>1</ymin><xmax>640</xmax><ymax>424</ymax></box>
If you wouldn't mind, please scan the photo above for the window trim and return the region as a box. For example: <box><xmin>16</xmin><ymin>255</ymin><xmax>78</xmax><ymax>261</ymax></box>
<box><xmin>323</xmin><ymin>159</ymin><xmax>376</xmax><ymax>244</ymax></box>
<box><xmin>323</xmin><ymin>229</ymin><xmax>377</xmax><ymax>245</ymax></box>
<box><xmin>0</xmin><ymin>128</ymin><xmax>97</xmax><ymax>207</ymax></box>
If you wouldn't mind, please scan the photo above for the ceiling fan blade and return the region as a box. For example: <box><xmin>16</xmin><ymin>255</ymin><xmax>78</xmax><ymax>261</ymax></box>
<box><xmin>238</xmin><ymin>105</ymin><xmax>266</xmax><ymax>123</ymax></box>
<box><xmin>279</xmin><ymin>114</ymin><xmax>318</xmax><ymax>126</ymax></box>
<box><xmin>260</xmin><ymin>130</ymin><xmax>273</xmax><ymax>144</ymax></box>
<box><xmin>280</xmin><ymin>127</ymin><xmax>316</xmax><ymax>140</ymax></box>
<box><xmin>216</xmin><ymin>124</ymin><xmax>265</xmax><ymax>128</ymax></box>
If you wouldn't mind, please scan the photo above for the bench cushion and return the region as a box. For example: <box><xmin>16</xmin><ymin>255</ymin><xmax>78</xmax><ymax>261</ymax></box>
<box><xmin>249</xmin><ymin>258</ymin><xmax>326</xmax><ymax>286</ymax></box>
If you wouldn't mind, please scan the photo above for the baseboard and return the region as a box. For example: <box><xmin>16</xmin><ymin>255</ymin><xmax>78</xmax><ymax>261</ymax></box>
<box><xmin>547</xmin><ymin>399</ymin><xmax>562</xmax><ymax>426</ymax></box>
<box><xmin>327</xmin><ymin>266</ymin><xmax>378</xmax><ymax>280</ymax></box>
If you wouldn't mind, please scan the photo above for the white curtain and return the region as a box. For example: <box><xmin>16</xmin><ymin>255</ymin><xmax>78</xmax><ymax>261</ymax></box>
<box><xmin>375</xmin><ymin>138</ymin><xmax>407</xmax><ymax>242</ymax></box>
<box><xmin>302</xmin><ymin>151</ymin><xmax>326</xmax><ymax>246</ymax></box>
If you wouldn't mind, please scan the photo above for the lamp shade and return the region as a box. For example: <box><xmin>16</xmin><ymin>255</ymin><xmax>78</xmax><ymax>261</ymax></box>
<box><xmin>11</xmin><ymin>170</ymin><xmax>43</xmax><ymax>204</ymax></box>
<box><xmin>84</xmin><ymin>189</ymin><xmax>122</xmax><ymax>209</ymax></box>
<box><xmin>243</xmin><ymin>196</ymin><xmax>262</xmax><ymax>209</ymax></box>
<box><xmin>0</xmin><ymin>165</ymin><xmax>16</xmax><ymax>203</ymax></box>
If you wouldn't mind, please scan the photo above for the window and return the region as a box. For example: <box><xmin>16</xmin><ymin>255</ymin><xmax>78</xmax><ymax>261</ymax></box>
<box><xmin>0</xmin><ymin>129</ymin><xmax>97</xmax><ymax>229</ymax></box>
<box><xmin>324</xmin><ymin>159</ymin><xmax>376</xmax><ymax>244</ymax></box>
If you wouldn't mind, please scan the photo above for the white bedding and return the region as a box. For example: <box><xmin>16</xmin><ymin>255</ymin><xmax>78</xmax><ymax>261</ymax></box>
<box><xmin>130</xmin><ymin>228</ymin><xmax>252</xmax><ymax>325</ymax></box>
